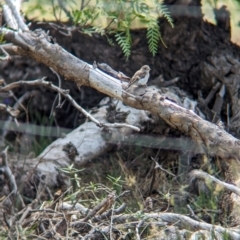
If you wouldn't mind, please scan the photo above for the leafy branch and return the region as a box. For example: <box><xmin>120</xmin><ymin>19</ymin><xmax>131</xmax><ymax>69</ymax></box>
<box><xmin>40</xmin><ymin>0</ymin><xmax>174</xmax><ymax>58</ymax></box>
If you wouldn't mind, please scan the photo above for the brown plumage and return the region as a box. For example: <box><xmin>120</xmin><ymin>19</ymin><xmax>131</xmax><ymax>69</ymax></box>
<box><xmin>127</xmin><ymin>65</ymin><xmax>151</xmax><ymax>89</ymax></box>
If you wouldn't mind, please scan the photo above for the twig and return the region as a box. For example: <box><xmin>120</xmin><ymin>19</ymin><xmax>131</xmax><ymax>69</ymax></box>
<box><xmin>91</xmin><ymin>203</ymin><xmax>127</xmax><ymax>222</ymax></box>
<box><xmin>0</xmin><ymin>46</ymin><xmax>11</xmax><ymax>60</ymax></box>
<box><xmin>83</xmin><ymin>191</ymin><xmax>116</xmax><ymax>222</ymax></box>
<box><xmin>0</xmin><ymin>146</ymin><xmax>25</xmax><ymax>209</ymax></box>
<box><xmin>2</xmin><ymin>90</ymin><xmax>36</xmax><ymax>140</ymax></box>
<box><xmin>51</xmin><ymin>0</ymin><xmax>59</xmax><ymax>22</ymax></box>
<box><xmin>3</xmin><ymin>212</ymin><xmax>11</xmax><ymax>229</ymax></box>
<box><xmin>109</xmin><ymin>202</ymin><xmax>115</xmax><ymax>240</ymax></box>
<box><xmin>186</xmin><ymin>204</ymin><xmax>203</xmax><ymax>222</ymax></box>
<box><xmin>103</xmin><ymin>122</ymin><xmax>139</xmax><ymax>131</ymax></box>
<box><xmin>212</xmin><ymin>84</ymin><xmax>225</xmax><ymax>115</ymax></box>
<box><xmin>136</xmin><ymin>219</ymin><xmax>145</xmax><ymax>240</ymax></box>
<box><xmin>105</xmin><ymin>18</ymin><xmax>115</xmax><ymax>30</ymax></box>
<box><xmin>116</xmin><ymin>190</ymin><xmax>130</xmax><ymax>200</ymax></box>
<box><xmin>50</xmin><ymin>67</ymin><xmax>62</xmax><ymax>107</ymax></box>
<box><xmin>18</xmin><ymin>205</ymin><xmax>32</xmax><ymax>225</ymax></box>
<box><xmin>47</xmin><ymin>22</ymin><xmax>73</xmax><ymax>37</ymax></box>
<box><xmin>2</xmin><ymin>78</ymin><xmax>30</xmax><ymax>121</ymax></box>
<box><xmin>204</xmin><ymin>81</ymin><xmax>221</xmax><ymax>105</ymax></box>
<box><xmin>49</xmin><ymin>91</ymin><xmax>58</xmax><ymax>118</ymax></box>
<box><xmin>97</xmin><ymin>62</ymin><xmax>130</xmax><ymax>81</ymax></box>
<box><xmin>151</xmin><ymin>157</ymin><xmax>175</xmax><ymax>177</ymax></box>
<box><xmin>49</xmin><ymin>186</ymin><xmax>72</xmax><ymax>209</ymax></box>
<box><xmin>226</xmin><ymin>103</ymin><xmax>230</xmax><ymax>131</ymax></box>
<box><xmin>0</xmin><ymin>146</ymin><xmax>17</xmax><ymax>195</ymax></box>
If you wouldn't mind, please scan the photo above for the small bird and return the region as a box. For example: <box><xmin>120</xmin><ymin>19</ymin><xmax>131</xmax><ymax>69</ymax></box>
<box><xmin>127</xmin><ymin>65</ymin><xmax>151</xmax><ymax>89</ymax></box>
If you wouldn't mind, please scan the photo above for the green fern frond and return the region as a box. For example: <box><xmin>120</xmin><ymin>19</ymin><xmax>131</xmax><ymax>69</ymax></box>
<box><xmin>115</xmin><ymin>32</ymin><xmax>131</xmax><ymax>59</ymax></box>
<box><xmin>147</xmin><ymin>24</ymin><xmax>160</xmax><ymax>56</ymax></box>
<box><xmin>157</xmin><ymin>2</ymin><xmax>174</xmax><ymax>28</ymax></box>
<box><xmin>64</xmin><ymin>0</ymin><xmax>174</xmax><ymax>58</ymax></box>
<box><xmin>146</xmin><ymin>17</ymin><xmax>168</xmax><ymax>56</ymax></box>
<box><xmin>92</xmin><ymin>26</ymin><xmax>105</xmax><ymax>35</ymax></box>
<box><xmin>106</xmin><ymin>36</ymin><xmax>115</xmax><ymax>46</ymax></box>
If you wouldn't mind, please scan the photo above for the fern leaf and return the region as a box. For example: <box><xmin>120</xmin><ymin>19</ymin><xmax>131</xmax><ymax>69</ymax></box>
<box><xmin>157</xmin><ymin>3</ymin><xmax>174</xmax><ymax>28</ymax></box>
<box><xmin>147</xmin><ymin>26</ymin><xmax>160</xmax><ymax>56</ymax></box>
<box><xmin>115</xmin><ymin>32</ymin><xmax>131</xmax><ymax>59</ymax></box>
<box><xmin>106</xmin><ymin>36</ymin><xmax>115</xmax><ymax>46</ymax></box>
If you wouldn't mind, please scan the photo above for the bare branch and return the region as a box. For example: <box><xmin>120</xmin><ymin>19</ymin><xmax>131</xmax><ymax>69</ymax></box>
<box><xmin>111</xmin><ymin>212</ymin><xmax>240</xmax><ymax>239</ymax></box>
<box><xmin>0</xmin><ymin>146</ymin><xmax>17</xmax><ymax>195</ymax></box>
<box><xmin>0</xmin><ymin>46</ymin><xmax>11</xmax><ymax>60</ymax></box>
<box><xmin>83</xmin><ymin>191</ymin><xmax>116</xmax><ymax>222</ymax></box>
<box><xmin>151</xmin><ymin>157</ymin><xmax>175</xmax><ymax>177</ymax></box>
<box><xmin>103</xmin><ymin>122</ymin><xmax>140</xmax><ymax>131</ymax></box>
<box><xmin>0</xmin><ymin>78</ymin><xmax>140</xmax><ymax>131</ymax></box>
<box><xmin>50</xmin><ymin>67</ymin><xmax>62</xmax><ymax>108</ymax></box>
<box><xmin>0</xmin><ymin>146</ymin><xmax>25</xmax><ymax>209</ymax></box>
<box><xmin>189</xmin><ymin>170</ymin><xmax>240</xmax><ymax>196</ymax></box>
<box><xmin>2</xmin><ymin>88</ymin><xmax>33</xmax><ymax>139</ymax></box>
<box><xmin>2</xmin><ymin>5</ymin><xmax>18</xmax><ymax>30</ymax></box>
<box><xmin>5</xmin><ymin>0</ymin><xmax>28</xmax><ymax>31</ymax></box>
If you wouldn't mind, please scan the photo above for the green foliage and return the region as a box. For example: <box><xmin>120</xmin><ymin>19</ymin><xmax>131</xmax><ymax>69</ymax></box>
<box><xmin>72</xmin><ymin>8</ymin><xmax>100</xmax><ymax>27</ymax></box>
<box><xmin>156</xmin><ymin>0</ymin><xmax>174</xmax><ymax>28</ymax></box>
<box><xmin>60</xmin><ymin>164</ymin><xmax>85</xmax><ymax>192</ymax></box>
<box><xmin>115</xmin><ymin>32</ymin><xmax>131</xmax><ymax>59</ymax></box>
<box><xmin>191</xmin><ymin>191</ymin><xmax>219</xmax><ymax>224</ymax></box>
<box><xmin>48</xmin><ymin>0</ymin><xmax>174</xmax><ymax>59</ymax></box>
<box><xmin>107</xmin><ymin>174</ymin><xmax>125</xmax><ymax>194</ymax></box>
<box><xmin>222</xmin><ymin>231</ymin><xmax>232</xmax><ymax>240</ymax></box>
<box><xmin>146</xmin><ymin>19</ymin><xmax>162</xmax><ymax>56</ymax></box>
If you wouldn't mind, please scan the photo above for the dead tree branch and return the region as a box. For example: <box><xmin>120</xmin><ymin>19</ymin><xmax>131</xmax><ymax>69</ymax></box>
<box><xmin>111</xmin><ymin>212</ymin><xmax>240</xmax><ymax>239</ymax></box>
<box><xmin>0</xmin><ymin>78</ymin><xmax>140</xmax><ymax>131</ymax></box>
<box><xmin>1</xmin><ymin>28</ymin><xmax>240</xmax><ymax>160</ymax></box>
<box><xmin>189</xmin><ymin>170</ymin><xmax>240</xmax><ymax>196</ymax></box>
<box><xmin>4</xmin><ymin>0</ymin><xmax>28</xmax><ymax>31</ymax></box>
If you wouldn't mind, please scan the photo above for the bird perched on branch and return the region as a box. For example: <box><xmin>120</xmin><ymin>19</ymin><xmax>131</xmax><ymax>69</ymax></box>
<box><xmin>127</xmin><ymin>65</ymin><xmax>151</xmax><ymax>89</ymax></box>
